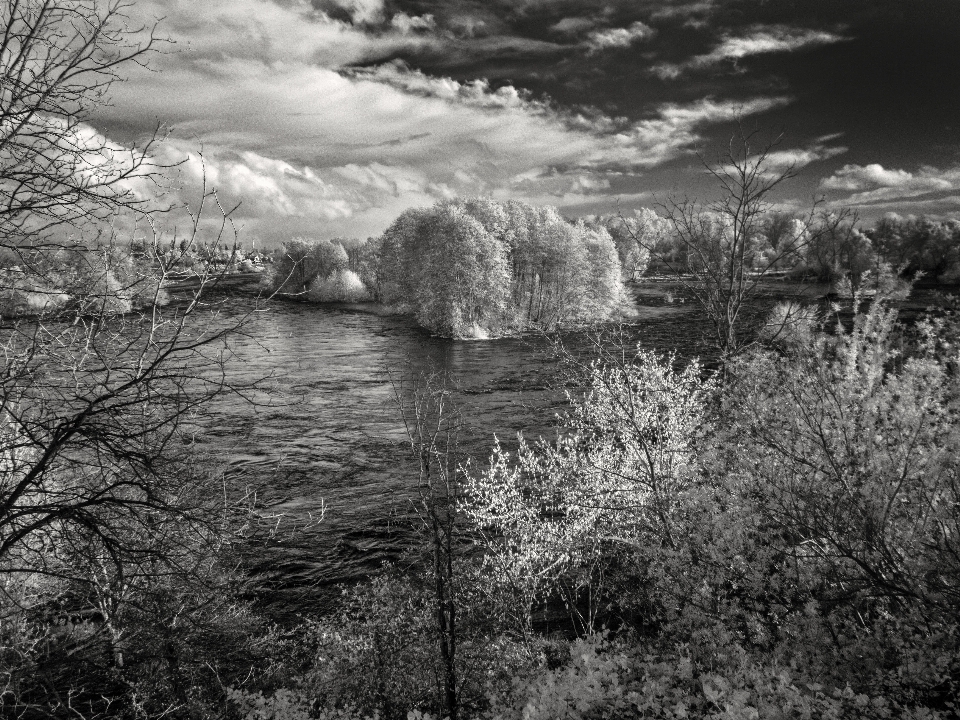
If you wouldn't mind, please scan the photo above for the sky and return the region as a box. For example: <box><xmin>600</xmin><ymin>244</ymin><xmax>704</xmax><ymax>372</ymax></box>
<box><xmin>94</xmin><ymin>0</ymin><xmax>960</xmax><ymax>246</ymax></box>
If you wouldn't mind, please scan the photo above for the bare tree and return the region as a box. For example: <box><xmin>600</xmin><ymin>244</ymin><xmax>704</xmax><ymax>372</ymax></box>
<box><xmin>0</xmin><ymin>181</ymin><xmax>270</xmax><ymax>716</ymax></box>
<box><xmin>0</xmin><ymin>0</ymin><xmax>165</xmax><ymax>251</ymax></box>
<box><xmin>393</xmin><ymin>370</ymin><xmax>463</xmax><ymax>720</ymax></box>
<box><xmin>0</xmin><ymin>3</ymin><xmax>273</xmax><ymax>716</ymax></box>
<box><xmin>662</xmin><ymin>126</ymin><xmax>799</xmax><ymax>360</ymax></box>
<box><xmin>626</xmin><ymin>123</ymin><xmax>848</xmax><ymax>363</ymax></box>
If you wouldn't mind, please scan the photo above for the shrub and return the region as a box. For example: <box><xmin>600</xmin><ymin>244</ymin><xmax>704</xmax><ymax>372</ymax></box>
<box><xmin>757</xmin><ymin>300</ymin><xmax>819</xmax><ymax>348</ymax></box>
<box><xmin>463</xmin><ymin>349</ymin><xmax>717</xmax><ymax>635</ymax></box>
<box><xmin>308</xmin><ymin>269</ymin><xmax>371</xmax><ymax>302</ymax></box>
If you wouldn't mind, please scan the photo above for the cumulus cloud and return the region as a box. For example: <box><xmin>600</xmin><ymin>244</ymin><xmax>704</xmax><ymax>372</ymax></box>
<box><xmin>132</xmin><ymin>140</ymin><xmax>476</xmax><ymax>240</ymax></box>
<box><xmin>820</xmin><ymin>163</ymin><xmax>960</xmax><ymax>204</ymax></box>
<box><xmin>390</xmin><ymin>12</ymin><xmax>436</xmax><ymax>34</ymax></box>
<box><xmin>117</xmin><ymin>83</ymin><xmax>789</xmax><ymax>242</ymax></box>
<box><xmin>652</xmin><ymin>25</ymin><xmax>847</xmax><ymax>78</ymax></box>
<box><xmin>584</xmin><ymin>21</ymin><xmax>656</xmax><ymax>53</ymax></box>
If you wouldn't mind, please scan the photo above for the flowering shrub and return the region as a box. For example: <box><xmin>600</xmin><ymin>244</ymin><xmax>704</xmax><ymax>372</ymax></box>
<box><xmin>462</xmin><ymin>350</ymin><xmax>716</xmax><ymax>633</ymax></box>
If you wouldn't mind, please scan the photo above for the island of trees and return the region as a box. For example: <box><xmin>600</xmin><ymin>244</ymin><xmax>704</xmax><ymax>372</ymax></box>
<box><xmin>264</xmin><ymin>199</ymin><xmax>629</xmax><ymax>337</ymax></box>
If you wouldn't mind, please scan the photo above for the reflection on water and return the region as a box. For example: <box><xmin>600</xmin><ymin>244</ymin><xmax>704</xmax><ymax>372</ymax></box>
<box><xmin>192</xmin><ymin>292</ymin><xmax>715</xmax><ymax>613</ymax></box>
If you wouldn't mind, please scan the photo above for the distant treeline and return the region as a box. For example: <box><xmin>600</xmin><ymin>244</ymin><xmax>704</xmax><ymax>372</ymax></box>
<box><xmin>640</xmin><ymin>210</ymin><xmax>960</xmax><ymax>285</ymax></box>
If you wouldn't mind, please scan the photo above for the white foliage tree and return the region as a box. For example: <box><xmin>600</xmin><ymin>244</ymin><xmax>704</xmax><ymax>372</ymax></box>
<box><xmin>462</xmin><ymin>349</ymin><xmax>716</xmax><ymax>633</ymax></box>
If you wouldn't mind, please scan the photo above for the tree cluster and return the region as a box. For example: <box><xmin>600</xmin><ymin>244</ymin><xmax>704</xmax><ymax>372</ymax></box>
<box><xmin>265</xmin><ymin>199</ymin><xmax>629</xmax><ymax>338</ymax></box>
<box><xmin>643</xmin><ymin>205</ymin><xmax>960</xmax><ymax>288</ymax></box>
<box><xmin>376</xmin><ymin>199</ymin><xmax>627</xmax><ymax>337</ymax></box>
<box><xmin>867</xmin><ymin>214</ymin><xmax>960</xmax><ymax>282</ymax></box>
<box><xmin>265</xmin><ymin>236</ymin><xmax>371</xmax><ymax>303</ymax></box>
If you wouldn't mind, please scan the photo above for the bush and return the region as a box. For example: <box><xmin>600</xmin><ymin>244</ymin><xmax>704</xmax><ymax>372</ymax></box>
<box><xmin>308</xmin><ymin>269</ymin><xmax>371</xmax><ymax>302</ymax></box>
<box><xmin>482</xmin><ymin>633</ymin><xmax>952</xmax><ymax>720</ymax></box>
<box><xmin>463</xmin><ymin>348</ymin><xmax>716</xmax><ymax>635</ymax></box>
<box><xmin>757</xmin><ymin>300</ymin><xmax>818</xmax><ymax>348</ymax></box>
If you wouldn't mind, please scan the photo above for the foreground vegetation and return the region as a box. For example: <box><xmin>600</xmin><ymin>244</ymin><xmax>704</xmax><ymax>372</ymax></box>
<box><xmin>7</xmin><ymin>285</ymin><xmax>960</xmax><ymax>718</ymax></box>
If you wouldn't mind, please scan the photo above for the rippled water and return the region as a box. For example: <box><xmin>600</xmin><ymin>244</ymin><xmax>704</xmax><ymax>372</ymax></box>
<box><xmin>188</xmin><ymin>283</ymin><xmax>812</xmax><ymax>614</ymax></box>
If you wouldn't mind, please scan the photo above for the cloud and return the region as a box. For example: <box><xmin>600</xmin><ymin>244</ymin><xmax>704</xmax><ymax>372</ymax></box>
<box><xmin>724</xmin><ymin>140</ymin><xmax>848</xmax><ymax>177</ymax></box>
<box><xmin>649</xmin><ymin>1</ymin><xmax>716</xmax><ymax>20</ymax></box>
<box><xmin>132</xmin><ymin>140</ymin><xmax>473</xmax><ymax>241</ymax></box>
<box><xmin>390</xmin><ymin>12</ymin><xmax>436</xmax><ymax>34</ymax></box>
<box><xmin>652</xmin><ymin>26</ymin><xmax>847</xmax><ymax>78</ymax></box>
<box><xmin>507</xmin><ymin>168</ymin><xmax>611</xmax><ymax>197</ymax></box>
<box><xmin>86</xmin><ymin>0</ymin><xmax>801</xmax><ymax>242</ymax></box>
<box><xmin>343</xmin><ymin>61</ymin><xmax>550</xmax><ymax>112</ymax></box>
<box><xmin>123</xmin><ymin>0</ymin><xmax>441</xmax><ymax>72</ymax></box>
<box><xmin>649</xmin><ymin>1</ymin><xmax>716</xmax><ymax>28</ymax></box>
<box><xmin>820</xmin><ymin>163</ymin><xmax>960</xmax><ymax>204</ymax></box>
<box><xmin>584</xmin><ymin>21</ymin><xmax>656</xmax><ymax>53</ymax></box>
<box><xmin>115</xmin><ymin>83</ymin><xmax>788</xmax><ymax>242</ymax></box>
<box><xmin>591</xmin><ymin>96</ymin><xmax>793</xmax><ymax>168</ymax></box>
<box><xmin>343</xmin><ymin>63</ymin><xmax>789</xmax><ymax>169</ymax></box>
<box><xmin>312</xmin><ymin>0</ymin><xmax>385</xmax><ymax>25</ymax></box>
<box><xmin>549</xmin><ymin>17</ymin><xmax>597</xmax><ymax>36</ymax></box>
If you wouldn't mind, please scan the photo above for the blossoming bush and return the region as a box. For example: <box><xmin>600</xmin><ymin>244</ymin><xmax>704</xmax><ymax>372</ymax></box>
<box><xmin>462</xmin><ymin>350</ymin><xmax>716</xmax><ymax>635</ymax></box>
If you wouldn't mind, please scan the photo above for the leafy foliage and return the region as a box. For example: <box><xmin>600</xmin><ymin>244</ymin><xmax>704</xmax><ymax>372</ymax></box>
<box><xmin>269</xmin><ymin>238</ymin><xmax>349</xmax><ymax>295</ymax></box>
<box><xmin>378</xmin><ymin>199</ymin><xmax>627</xmax><ymax>337</ymax></box>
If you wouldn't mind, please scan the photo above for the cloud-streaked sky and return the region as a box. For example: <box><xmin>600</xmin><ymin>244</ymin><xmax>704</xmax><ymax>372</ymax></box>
<box><xmin>94</xmin><ymin>0</ymin><xmax>960</xmax><ymax>244</ymax></box>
